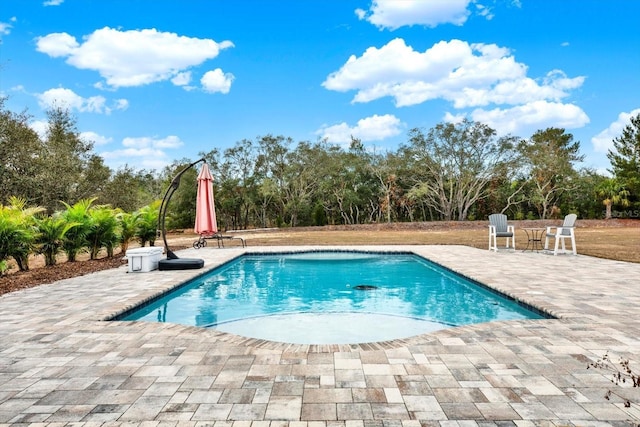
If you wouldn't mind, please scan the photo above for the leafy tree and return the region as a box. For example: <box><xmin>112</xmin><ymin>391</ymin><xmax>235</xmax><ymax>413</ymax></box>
<box><xmin>255</xmin><ymin>135</ymin><xmax>292</xmax><ymax>226</ymax></box>
<box><xmin>215</xmin><ymin>175</ymin><xmax>243</xmax><ymax>231</ymax></box>
<box><xmin>222</xmin><ymin>139</ymin><xmax>258</xmax><ymax>229</ymax></box>
<box><xmin>596</xmin><ymin>178</ymin><xmax>630</xmax><ymax>219</ymax></box>
<box><xmin>282</xmin><ymin>141</ymin><xmax>323</xmax><ymax>226</ymax></box>
<box><xmin>255</xmin><ymin>178</ymin><xmax>279</xmax><ymax>228</ymax></box>
<box><xmin>316</xmin><ymin>138</ymin><xmax>378</xmax><ymax>225</ymax></box>
<box><xmin>404</xmin><ymin>119</ymin><xmax>520</xmax><ymax>221</ymax></box>
<box><xmin>478</xmin><ymin>176</ymin><xmax>529</xmax><ymax>220</ymax></box>
<box><xmin>314</xmin><ymin>143</ymin><xmax>345</xmax><ymax>224</ymax></box>
<box><xmin>372</xmin><ymin>152</ymin><xmax>408</xmax><ymax>223</ymax></box>
<box><xmin>518</xmin><ymin>128</ymin><xmax>584</xmax><ymax>219</ymax></box>
<box><xmin>567</xmin><ymin>169</ymin><xmax>608</xmax><ymax>220</ymax></box>
<box><xmin>75</xmin><ymin>154</ymin><xmax>112</xmax><ymax>202</ymax></box>
<box><xmin>0</xmin><ymin>97</ymin><xmax>43</xmax><ymax>205</ymax></box>
<box><xmin>100</xmin><ymin>166</ymin><xmax>162</xmax><ymax>212</ymax></box>
<box><xmin>608</xmin><ymin>113</ymin><xmax>640</xmax><ymax>203</ymax></box>
<box><xmin>37</xmin><ymin>107</ymin><xmax>94</xmax><ymax>213</ymax></box>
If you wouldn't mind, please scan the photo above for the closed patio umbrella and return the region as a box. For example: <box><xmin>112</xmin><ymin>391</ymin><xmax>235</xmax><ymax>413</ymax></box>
<box><xmin>194</xmin><ymin>162</ymin><xmax>218</xmax><ymax>236</ymax></box>
<box><xmin>158</xmin><ymin>158</ymin><xmax>206</xmax><ymax>270</ymax></box>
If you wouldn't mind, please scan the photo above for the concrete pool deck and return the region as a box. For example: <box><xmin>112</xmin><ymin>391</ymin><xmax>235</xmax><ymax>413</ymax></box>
<box><xmin>1</xmin><ymin>245</ymin><xmax>640</xmax><ymax>425</ymax></box>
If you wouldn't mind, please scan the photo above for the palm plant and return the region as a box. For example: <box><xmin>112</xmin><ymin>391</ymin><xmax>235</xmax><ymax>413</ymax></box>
<box><xmin>134</xmin><ymin>200</ymin><xmax>161</xmax><ymax>247</ymax></box>
<box><xmin>596</xmin><ymin>178</ymin><xmax>630</xmax><ymax>219</ymax></box>
<box><xmin>36</xmin><ymin>214</ymin><xmax>79</xmax><ymax>266</ymax></box>
<box><xmin>60</xmin><ymin>198</ymin><xmax>95</xmax><ymax>262</ymax></box>
<box><xmin>86</xmin><ymin>206</ymin><xmax>119</xmax><ymax>259</ymax></box>
<box><xmin>0</xmin><ymin>209</ymin><xmax>28</xmax><ymax>274</ymax></box>
<box><xmin>116</xmin><ymin>211</ymin><xmax>137</xmax><ymax>253</ymax></box>
<box><xmin>0</xmin><ymin>197</ymin><xmax>44</xmax><ymax>272</ymax></box>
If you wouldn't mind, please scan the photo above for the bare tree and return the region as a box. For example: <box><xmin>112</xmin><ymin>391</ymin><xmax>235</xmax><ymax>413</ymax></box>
<box><xmin>405</xmin><ymin>120</ymin><xmax>520</xmax><ymax>221</ymax></box>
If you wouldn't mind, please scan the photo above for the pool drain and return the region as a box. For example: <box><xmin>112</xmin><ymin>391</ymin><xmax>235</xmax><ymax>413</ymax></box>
<box><xmin>354</xmin><ymin>285</ymin><xmax>378</xmax><ymax>290</ymax></box>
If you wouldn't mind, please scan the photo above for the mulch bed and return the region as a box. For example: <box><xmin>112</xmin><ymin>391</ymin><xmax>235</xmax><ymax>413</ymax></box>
<box><xmin>0</xmin><ymin>255</ymin><xmax>128</xmax><ymax>296</ymax></box>
<box><xmin>0</xmin><ymin>244</ymin><xmax>191</xmax><ymax>296</ymax></box>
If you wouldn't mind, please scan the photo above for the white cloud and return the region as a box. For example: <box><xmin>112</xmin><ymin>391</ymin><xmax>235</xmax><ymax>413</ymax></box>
<box><xmin>154</xmin><ymin>135</ymin><xmax>184</xmax><ymax>149</ymax></box>
<box><xmin>316</xmin><ymin>114</ymin><xmax>404</xmax><ymax>144</ymax></box>
<box><xmin>114</xmin><ymin>98</ymin><xmax>129</xmax><ymax>111</ymax></box>
<box><xmin>121</xmin><ymin>135</ymin><xmax>184</xmax><ymax>149</ymax></box>
<box><xmin>324</xmin><ymin>38</ymin><xmax>588</xmax><ymax>137</ymax></box>
<box><xmin>28</xmin><ymin>120</ymin><xmax>48</xmax><ymax>140</ymax></box>
<box><xmin>475</xmin><ymin>3</ymin><xmax>494</xmax><ymax>20</ymax></box>
<box><xmin>37</xmin><ymin>87</ymin><xmax>87</xmax><ymax>110</ymax></box>
<box><xmin>324</xmin><ymin>39</ymin><xmax>476</xmax><ymax>97</ymax></box>
<box><xmin>43</xmin><ymin>0</ymin><xmax>64</xmax><ymax>5</ymax></box>
<box><xmin>201</xmin><ymin>68</ymin><xmax>234</xmax><ymax>94</ymax></box>
<box><xmin>0</xmin><ymin>17</ymin><xmax>15</xmax><ymax>35</ymax></box>
<box><xmin>442</xmin><ymin>112</ymin><xmax>466</xmax><ymax>124</ymax></box>
<box><xmin>172</xmin><ymin>71</ymin><xmax>192</xmax><ymax>86</ymax></box>
<box><xmin>100</xmin><ymin>135</ymin><xmax>185</xmax><ymax>170</ymax></box>
<box><xmin>35</xmin><ymin>32</ymin><xmax>78</xmax><ymax>57</ymax></box>
<box><xmin>80</xmin><ymin>131</ymin><xmax>112</xmax><ymax>146</ymax></box>
<box><xmin>36</xmin><ymin>27</ymin><xmax>234</xmax><ymax>89</ymax></box>
<box><xmin>10</xmin><ymin>84</ymin><xmax>26</xmax><ymax>93</ymax></box>
<box><xmin>356</xmin><ymin>0</ymin><xmax>477</xmax><ymax>30</ymax></box>
<box><xmin>323</xmin><ymin>39</ymin><xmax>585</xmax><ymax>109</ymax></box>
<box><xmin>592</xmin><ymin>108</ymin><xmax>640</xmax><ymax>153</ymax></box>
<box><xmin>36</xmin><ymin>87</ymin><xmax>128</xmax><ymax>114</ymax></box>
<box><xmin>100</xmin><ymin>147</ymin><xmax>170</xmax><ymax>170</ymax></box>
<box><xmin>31</xmin><ymin>123</ymin><xmax>113</xmax><ymax>148</ymax></box>
<box><xmin>469</xmin><ymin>100</ymin><xmax>590</xmax><ymax>135</ymax></box>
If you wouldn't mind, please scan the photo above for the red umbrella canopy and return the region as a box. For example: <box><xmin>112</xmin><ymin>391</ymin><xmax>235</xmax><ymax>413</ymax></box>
<box><xmin>194</xmin><ymin>162</ymin><xmax>218</xmax><ymax>235</ymax></box>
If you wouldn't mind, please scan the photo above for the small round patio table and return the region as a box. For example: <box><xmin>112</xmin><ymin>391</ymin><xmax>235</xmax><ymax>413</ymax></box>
<box><xmin>522</xmin><ymin>227</ymin><xmax>546</xmax><ymax>252</ymax></box>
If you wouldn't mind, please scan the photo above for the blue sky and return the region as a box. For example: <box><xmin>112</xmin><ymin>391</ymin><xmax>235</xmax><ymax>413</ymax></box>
<box><xmin>1</xmin><ymin>0</ymin><xmax>639</xmax><ymax>174</ymax></box>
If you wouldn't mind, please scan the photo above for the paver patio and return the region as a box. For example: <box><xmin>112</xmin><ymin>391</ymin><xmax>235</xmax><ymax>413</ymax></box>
<box><xmin>2</xmin><ymin>244</ymin><xmax>640</xmax><ymax>426</ymax></box>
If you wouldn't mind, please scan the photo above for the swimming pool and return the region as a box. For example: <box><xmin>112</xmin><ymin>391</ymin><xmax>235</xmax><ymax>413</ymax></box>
<box><xmin>119</xmin><ymin>251</ymin><xmax>548</xmax><ymax>344</ymax></box>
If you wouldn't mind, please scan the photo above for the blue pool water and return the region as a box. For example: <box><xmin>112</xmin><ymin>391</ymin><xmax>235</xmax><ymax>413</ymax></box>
<box><xmin>120</xmin><ymin>251</ymin><xmax>547</xmax><ymax>344</ymax></box>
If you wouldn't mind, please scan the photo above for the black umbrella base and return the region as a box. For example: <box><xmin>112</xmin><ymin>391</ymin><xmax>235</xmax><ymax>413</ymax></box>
<box><xmin>158</xmin><ymin>258</ymin><xmax>205</xmax><ymax>271</ymax></box>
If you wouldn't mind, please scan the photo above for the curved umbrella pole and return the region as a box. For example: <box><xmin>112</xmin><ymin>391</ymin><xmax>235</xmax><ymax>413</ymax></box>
<box><xmin>158</xmin><ymin>158</ymin><xmax>206</xmax><ymax>259</ymax></box>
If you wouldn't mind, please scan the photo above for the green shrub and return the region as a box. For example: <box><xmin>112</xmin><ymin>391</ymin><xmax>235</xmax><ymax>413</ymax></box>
<box><xmin>60</xmin><ymin>198</ymin><xmax>95</xmax><ymax>262</ymax></box>
<box><xmin>36</xmin><ymin>214</ymin><xmax>79</xmax><ymax>266</ymax></box>
<box><xmin>116</xmin><ymin>211</ymin><xmax>137</xmax><ymax>253</ymax></box>
<box><xmin>134</xmin><ymin>200</ymin><xmax>160</xmax><ymax>247</ymax></box>
<box><xmin>0</xmin><ymin>197</ymin><xmax>43</xmax><ymax>272</ymax></box>
<box><xmin>87</xmin><ymin>206</ymin><xmax>119</xmax><ymax>259</ymax></box>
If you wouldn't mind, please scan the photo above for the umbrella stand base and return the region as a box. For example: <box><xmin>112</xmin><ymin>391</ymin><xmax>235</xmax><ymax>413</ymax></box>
<box><xmin>158</xmin><ymin>257</ymin><xmax>205</xmax><ymax>271</ymax></box>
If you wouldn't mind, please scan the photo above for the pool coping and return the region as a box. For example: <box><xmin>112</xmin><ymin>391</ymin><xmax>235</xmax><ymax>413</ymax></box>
<box><xmin>102</xmin><ymin>247</ymin><xmax>556</xmax><ymax>352</ymax></box>
<box><xmin>87</xmin><ymin>244</ymin><xmax>634</xmax><ymax>354</ymax></box>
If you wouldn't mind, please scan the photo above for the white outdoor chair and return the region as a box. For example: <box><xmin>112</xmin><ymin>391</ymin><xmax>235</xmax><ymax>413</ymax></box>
<box><xmin>544</xmin><ymin>213</ymin><xmax>577</xmax><ymax>255</ymax></box>
<box><xmin>488</xmin><ymin>213</ymin><xmax>515</xmax><ymax>252</ymax></box>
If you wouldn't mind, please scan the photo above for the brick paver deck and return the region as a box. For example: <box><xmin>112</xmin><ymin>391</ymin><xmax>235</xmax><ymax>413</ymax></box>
<box><xmin>2</xmin><ymin>245</ymin><xmax>640</xmax><ymax>426</ymax></box>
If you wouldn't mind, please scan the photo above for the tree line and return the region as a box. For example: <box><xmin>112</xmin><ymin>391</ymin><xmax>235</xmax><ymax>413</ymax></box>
<box><xmin>2</xmin><ymin>96</ymin><xmax>639</xmax><ymax>235</ymax></box>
